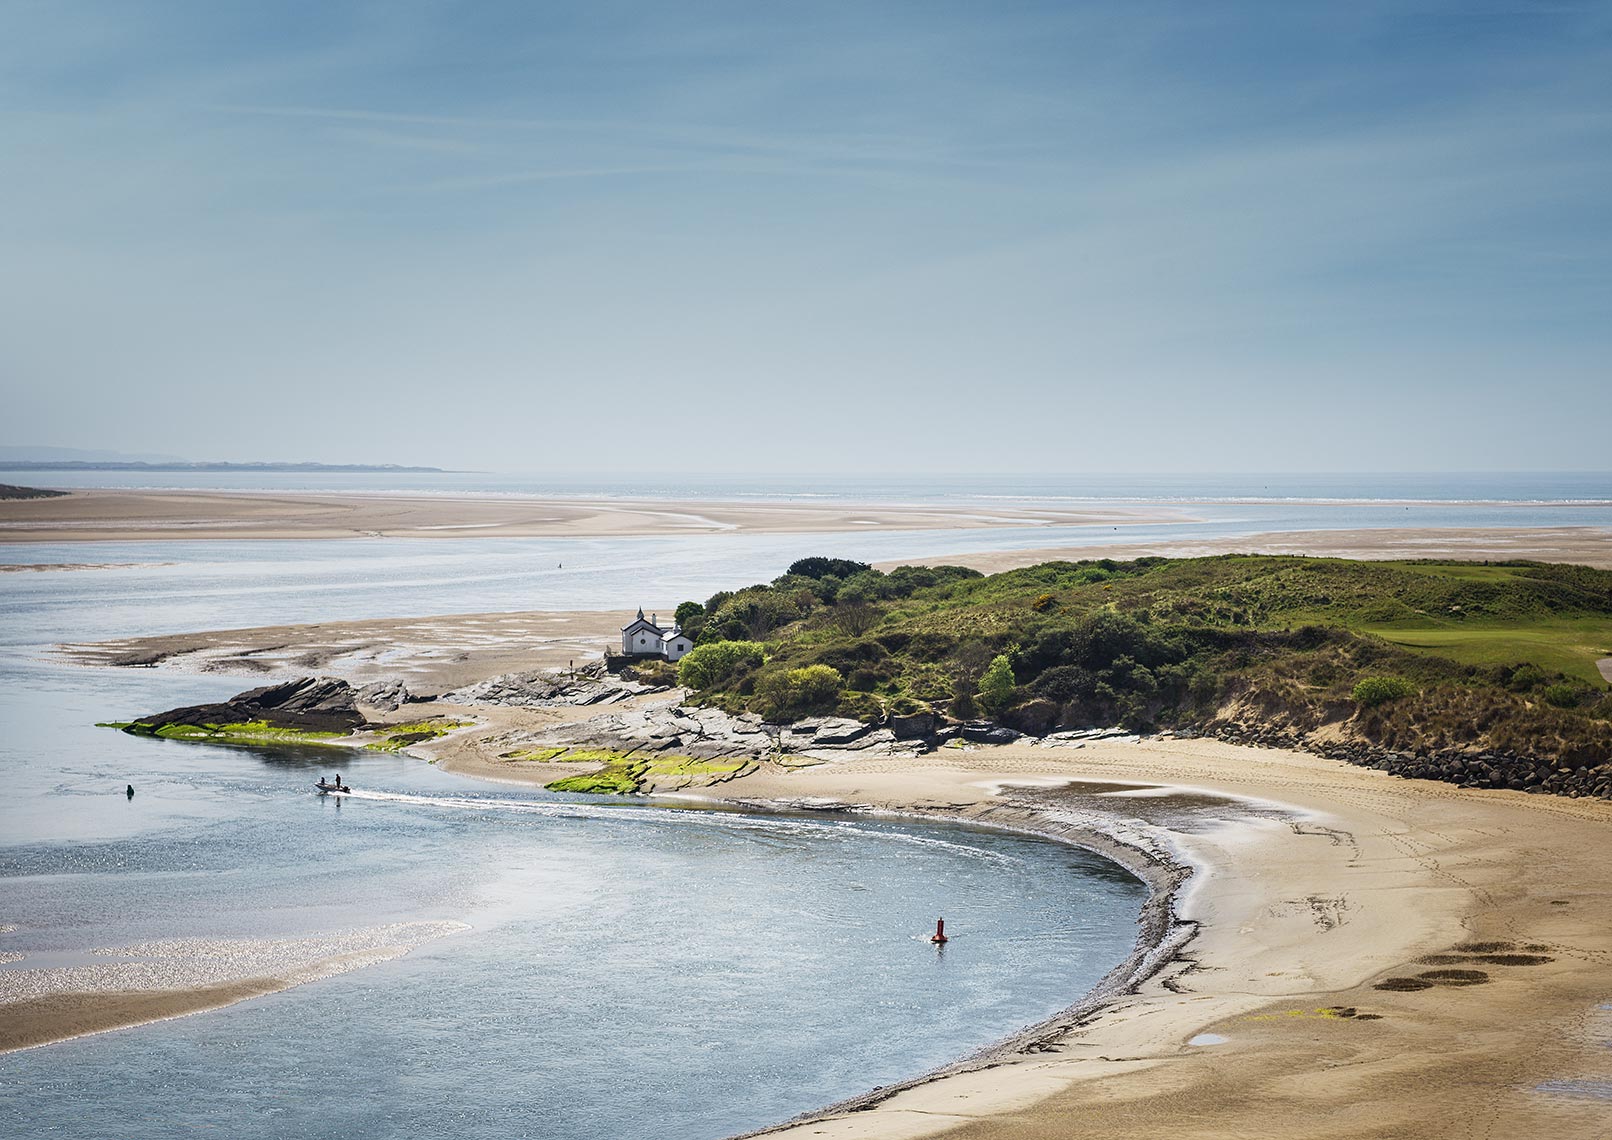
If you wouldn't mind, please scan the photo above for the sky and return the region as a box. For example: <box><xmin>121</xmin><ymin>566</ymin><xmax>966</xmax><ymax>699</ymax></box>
<box><xmin>3</xmin><ymin>1</ymin><xmax>1609</xmax><ymax>474</ymax></box>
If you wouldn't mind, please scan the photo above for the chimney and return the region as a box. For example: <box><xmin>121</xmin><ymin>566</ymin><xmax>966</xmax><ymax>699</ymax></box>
<box><xmin>651</xmin><ymin>613</ymin><xmax>658</xmax><ymax>626</ymax></box>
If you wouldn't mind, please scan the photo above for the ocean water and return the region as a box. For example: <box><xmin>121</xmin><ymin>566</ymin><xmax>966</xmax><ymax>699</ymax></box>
<box><xmin>0</xmin><ymin>543</ymin><xmax>1147</xmax><ymax>1140</ymax></box>
<box><xmin>12</xmin><ymin>468</ymin><xmax>1611</xmax><ymax>504</ymax></box>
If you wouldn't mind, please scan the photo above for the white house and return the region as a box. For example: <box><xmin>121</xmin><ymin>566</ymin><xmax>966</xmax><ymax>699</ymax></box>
<box><xmin>620</xmin><ymin>609</ymin><xmax>694</xmax><ymax>662</ymax></box>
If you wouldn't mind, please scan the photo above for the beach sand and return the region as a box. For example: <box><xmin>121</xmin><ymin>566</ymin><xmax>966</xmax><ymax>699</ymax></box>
<box><xmin>426</xmin><ymin>731</ymin><xmax>1612</xmax><ymax>1140</ymax></box>
<box><xmin>0</xmin><ymin>488</ymin><xmax>1175</xmax><ymax>543</ymax></box>
<box><xmin>889</xmin><ymin>524</ymin><xmax>1612</xmax><ymax>572</ymax></box>
<box><xmin>0</xmin><ymin>980</ymin><xmax>289</xmax><ymax>1053</ymax></box>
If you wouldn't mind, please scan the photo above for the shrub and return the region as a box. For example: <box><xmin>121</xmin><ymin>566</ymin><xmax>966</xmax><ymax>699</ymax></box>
<box><xmin>1031</xmin><ymin>593</ymin><xmax>1057</xmax><ymax>612</ymax></box>
<box><xmin>678</xmin><ymin>640</ymin><xmax>766</xmax><ymax>690</ymax></box>
<box><xmin>1352</xmin><ymin>676</ymin><xmax>1415</xmax><ymax>708</ymax></box>
<box><xmin>1506</xmin><ymin>664</ymin><xmax>1548</xmax><ymax>692</ymax></box>
<box><xmin>626</xmin><ymin>659</ymin><xmax>679</xmax><ymax>687</ymax></box>
<box><xmin>977</xmin><ymin>654</ymin><xmax>1018</xmax><ymax>716</ymax></box>
<box><xmin>757</xmin><ymin>664</ymin><xmax>844</xmax><ymax>720</ymax></box>
<box><xmin>1542</xmin><ymin>683</ymin><xmax>1582</xmax><ymax>709</ymax></box>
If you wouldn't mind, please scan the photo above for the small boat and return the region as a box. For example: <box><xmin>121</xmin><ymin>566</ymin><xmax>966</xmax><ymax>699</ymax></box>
<box><xmin>315</xmin><ymin>780</ymin><xmax>351</xmax><ymax>794</ymax></box>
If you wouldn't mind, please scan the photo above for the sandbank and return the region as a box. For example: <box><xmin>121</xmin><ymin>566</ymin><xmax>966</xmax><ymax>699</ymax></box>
<box><xmin>61</xmin><ymin>608</ymin><xmax>648</xmax><ymax>692</ymax></box>
<box><xmin>0</xmin><ymin>488</ymin><xmax>1177</xmax><ymax>543</ymax></box>
<box><xmin>0</xmin><ymin>921</ymin><xmax>466</xmax><ymax>1054</ymax></box>
<box><xmin>0</xmin><ymin>979</ymin><xmax>289</xmax><ymax>1053</ymax></box>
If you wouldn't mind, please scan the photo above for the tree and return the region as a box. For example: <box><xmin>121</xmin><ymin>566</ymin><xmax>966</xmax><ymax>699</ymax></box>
<box><xmin>788</xmin><ymin>556</ymin><xmax>871</xmax><ymax>581</ymax></box>
<box><xmin>977</xmin><ymin>654</ymin><xmax>1018</xmax><ymax>716</ymax></box>
<box><xmin>678</xmin><ymin>641</ymin><xmax>766</xmax><ymax>690</ymax></box>
<box><xmin>674</xmin><ymin>601</ymin><xmax>705</xmax><ymax>628</ymax></box>
<box><xmin>835</xmin><ymin>569</ymin><xmax>890</xmax><ymax>604</ymax></box>
<box><xmin>835</xmin><ymin>600</ymin><xmax>881</xmax><ymax>637</ymax></box>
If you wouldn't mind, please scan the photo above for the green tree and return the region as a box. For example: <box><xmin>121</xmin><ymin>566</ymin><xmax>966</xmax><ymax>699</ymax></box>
<box><xmin>977</xmin><ymin>654</ymin><xmax>1018</xmax><ymax>716</ymax></box>
<box><xmin>678</xmin><ymin>640</ymin><xmax>766</xmax><ymax>690</ymax></box>
<box><xmin>788</xmin><ymin>556</ymin><xmax>871</xmax><ymax>580</ymax></box>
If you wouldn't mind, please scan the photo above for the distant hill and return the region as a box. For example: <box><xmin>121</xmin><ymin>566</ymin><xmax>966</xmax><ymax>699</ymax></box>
<box><xmin>0</xmin><ymin>461</ymin><xmax>447</xmax><ymax>473</ymax></box>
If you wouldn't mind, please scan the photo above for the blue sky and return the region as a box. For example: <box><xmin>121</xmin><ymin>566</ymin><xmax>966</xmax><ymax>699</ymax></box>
<box><xmin>3</xmin><ymin>1</ymin><xmax>1609</xmax><ymax>472</ymax></box>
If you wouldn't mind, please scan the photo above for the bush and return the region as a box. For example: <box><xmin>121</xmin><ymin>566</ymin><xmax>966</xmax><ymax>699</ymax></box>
<box><xmin>1352</xmin><ymin>676</ymin><xmax>1415</xmax><ymax>708</ymax></box>
<box><xmin>757</xmin><ymin>664</ymin><xmax>844</xmax><ymax>720</ymax></box>
<box><xmin>977</xmin><ymin>654</ymin><xmax>1018</xmax><ymax>715</ymax></box>
<box><xmin>1542</xmin><ymin>683</ymin><xmax>1582</xmax><ymax>709</ymax></box>
<box><xmin>678</xmin><ymin>640</ymin><xmax>766</xmax><ymax>690</ymax></box>
<box><xmin>1031</xmin><ymin>593</ymin><xmax>1057</xmax><ymax>612</ymax></box>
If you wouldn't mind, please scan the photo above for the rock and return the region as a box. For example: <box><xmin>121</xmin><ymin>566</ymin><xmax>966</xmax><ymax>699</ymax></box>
<box><xmin>128</xmin><ymin>676</ymin><xmax>366</xmax><ymax>735</ymax></box>
<box><xmin>961</xmin><ymin>722</ymin><xmax>1021</xmax><ymax>745</ymax></box>
<box><xmin>890</xmin><ymin>711</ymin><xmax>937</xmax><ymax>740</ymax></box>
<box><xmin>441</xmin><ymin>671</ymin><xmax>667</xmax><ymax>709</ymax></box>
<box><xmin>802</xmin><ymin>718</ymin><xmax>874</xmax><ymax>746</ymax></box>
<box><xmin>355</xmin><ymin>679</ymin><xmax>412</xmax><ymax>711</ymax></box>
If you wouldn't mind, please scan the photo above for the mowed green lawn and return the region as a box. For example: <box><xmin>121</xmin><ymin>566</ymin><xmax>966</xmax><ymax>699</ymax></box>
<box><xmin>1361</xmin><ymin>619</ymin><xmax>1612</xmax><ymax>685</ymax></box>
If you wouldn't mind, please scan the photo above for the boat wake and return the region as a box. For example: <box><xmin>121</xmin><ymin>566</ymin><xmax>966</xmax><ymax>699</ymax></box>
<box><xmin>343</xmin><ymin>788</ymin><xmax>1022</xmax><ymax>864</ymax></box>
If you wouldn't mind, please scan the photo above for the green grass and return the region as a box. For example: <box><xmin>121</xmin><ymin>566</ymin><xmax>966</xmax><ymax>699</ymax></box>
<box><xmin>541</xmin><ymin>750</ymin><xmax>751</xmax><ymax>794</ymax></box>
<box><xmin>1364</xmin><ymin>619</ymin><xmax>1612</xmax><ymax>684</ymax></box>
<box><xmin>144</xmin><ymin>720</ymin><xmax>351</xmax><ymax>747</ymax></box>
<box><xmin>363</xmin><ymin>718</ymin><xmax>471</xmax><ymax>752</ymax></box>
<box><xmin>499</xmin><ymin>746</ymin><xmax>571</xmax><ymax>762</ymax></box>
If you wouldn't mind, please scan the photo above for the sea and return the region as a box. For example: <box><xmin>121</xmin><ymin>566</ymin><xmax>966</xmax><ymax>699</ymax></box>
<box><xmin>0</xmin><ymin>470</ymin><xmax>1607</xmax><ymax>1139</ymax></box>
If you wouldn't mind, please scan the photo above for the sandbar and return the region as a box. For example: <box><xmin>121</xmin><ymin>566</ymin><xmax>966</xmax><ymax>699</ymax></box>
<box><xmin>0</xmin><ymin>488</ymin><xmax>1178</xmax><ymax>543</ymax></box>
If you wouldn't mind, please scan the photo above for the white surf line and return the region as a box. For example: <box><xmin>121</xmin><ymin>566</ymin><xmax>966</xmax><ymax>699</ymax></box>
<box><xmin>343</xmin><ymin>789</ymin><xmax>1020</xmax><ymax>862</ymax></box>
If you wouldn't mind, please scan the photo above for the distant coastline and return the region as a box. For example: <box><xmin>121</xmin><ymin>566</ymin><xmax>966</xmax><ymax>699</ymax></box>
<box><xmin>0</xmin><ymin>461</ymin><xmax>449</xmax><ymax>473</ymax></box>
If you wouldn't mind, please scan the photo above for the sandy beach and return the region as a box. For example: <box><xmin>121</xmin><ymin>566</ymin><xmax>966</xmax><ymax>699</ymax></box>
<box><xmin>0</xmin><ymin>488</ymin><xmax>1177</xmax><ymax>543</ymax></box>
<box><xmin>427</xmin><ymin>729</ymin><xmax>1612</xmax><ymax>1140</ymax></box>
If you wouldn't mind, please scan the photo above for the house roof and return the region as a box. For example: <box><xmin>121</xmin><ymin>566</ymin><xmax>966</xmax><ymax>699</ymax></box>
<box><xmin>622</xmin><ymin>608</ymin><xmax>664</xmax><ymax>635</ymax></box>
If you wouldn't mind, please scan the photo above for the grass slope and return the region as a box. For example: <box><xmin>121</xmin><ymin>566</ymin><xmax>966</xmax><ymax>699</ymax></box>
<box><xmin>676</xmin><ymin>555</ymin><xmax>1612</xmax><ymax>765</ymax></box>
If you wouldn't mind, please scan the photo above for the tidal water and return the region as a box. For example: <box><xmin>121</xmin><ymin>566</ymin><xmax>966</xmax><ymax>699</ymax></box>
<box><xmin>15</xmin><ymin>468</ymin><xmax>1612</xmax><ymax>504</ymax></box>
<box><xmin>0</xmin><ymin>538</ymin><xmax>1147</xmax><ymax>1140</ymax></box>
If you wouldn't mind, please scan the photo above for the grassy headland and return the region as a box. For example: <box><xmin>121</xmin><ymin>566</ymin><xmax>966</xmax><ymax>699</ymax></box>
<box><xmin>671</xmin><ymin>555</ymin><xmax>1612</xmax><ymax>773</ymax></box>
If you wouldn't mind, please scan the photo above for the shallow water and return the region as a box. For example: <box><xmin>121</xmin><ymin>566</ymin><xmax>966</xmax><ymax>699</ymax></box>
<box><xmin>0</xmin><ymin>553</ymin><xmax>1147</xmax><ymax>1140</ymax></box>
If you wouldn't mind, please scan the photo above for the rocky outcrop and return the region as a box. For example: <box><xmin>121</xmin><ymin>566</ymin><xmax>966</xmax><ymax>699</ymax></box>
<box><xmin>1194</xmin><ymin>720</ymin><xmax>1612</xmax><ymax>800</ymax></box>
<box><xmin>127</xmin><ymin>676</ymin><xmax>366</xmax><ymax>735</ymax></box>
<box><xmin>441</xmin><ymin>670</ymin><xmax>670</xmax><ymax>709</ymax></box>
<box><xmin>355</xmin><ymin>679</ymin><xmax>415</xmax><ymax>711</ymax></box>
<box><xmin>516</xmin><ymin>706</ymin><xmax>916</xmax><ymax>761</ymax></box>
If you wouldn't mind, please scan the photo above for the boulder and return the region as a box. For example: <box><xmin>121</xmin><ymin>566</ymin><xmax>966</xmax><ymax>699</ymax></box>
<box><xmin>355</xmin><ymin>679</ymin><xmax>412</xmax><ymax>711</ymax></box>
<box><xmin>127</xmin><ymin>676</ymin><xmax>366</xmax><ymax>735</ymax></box>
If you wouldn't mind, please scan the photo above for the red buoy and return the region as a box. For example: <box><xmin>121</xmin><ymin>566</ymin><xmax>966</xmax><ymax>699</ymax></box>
<box><xmin>930</xmin><ymin>917</ymin><xmax>948</xmax><ymax>944</ymax></box>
